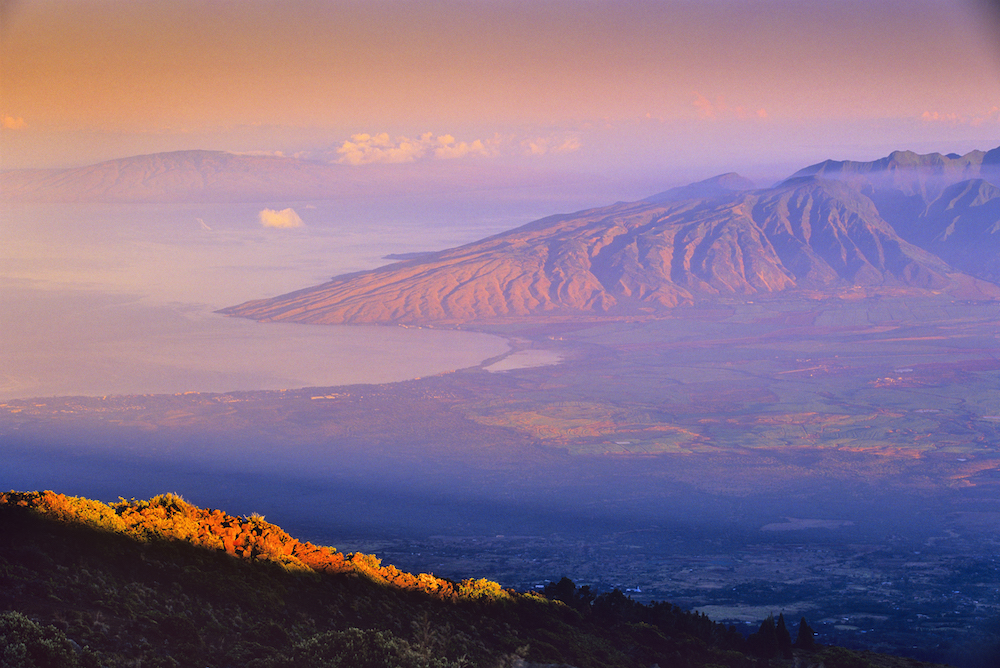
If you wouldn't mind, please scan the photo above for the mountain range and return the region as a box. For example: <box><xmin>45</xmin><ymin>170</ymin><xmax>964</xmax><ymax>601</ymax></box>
<box><xmin>219</xmin><ymin>147</ymin><xmax>1000</xmax><ymax>325</ymax></box>
<box><xmin>0</xmin><ymin>150</ymin><xmax>355</xmax><ymax>203</ymax></box>
<box><xmin>0</xmin><ymin>149</ymin><xmax>591</xmax><ymax>204</ymax></box>
<box><xmin>6</xmin><ymin>146</ymin><xmax>998</xmax><ymax>324</ymax></box>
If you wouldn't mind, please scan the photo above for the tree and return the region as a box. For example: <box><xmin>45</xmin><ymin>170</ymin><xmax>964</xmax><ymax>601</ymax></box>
<box><xmin>747</xmin><ymin>614</ymin><xmax>779</xmax><ymax>658</ymax></box>
<box><xmin>544</xmin><ymin>577</ymin><xmax>579</xmax><ymax>605</ymax></box>
<box><xmin>543</xmin><ymin>577</ymin><xmax>595</xmax><ymax>613</ymax></box>
<box><xmin>776</xmin><ymin>613</ymin><xmax>793</xmax><ymax>657</ymax></box>
<box><xmin>592</xmin><ymin>589</ymin><xmax>638</xmax><ymax>623</ymax></box>
<box><xmin>795</xmin><ymin>616</ymin><xmax>816</xmax><ymax>649</ymax></box>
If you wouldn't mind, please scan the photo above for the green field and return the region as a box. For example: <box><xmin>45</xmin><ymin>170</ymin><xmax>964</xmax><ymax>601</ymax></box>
<box><xmin>464</xmin><ymin>297</ymin><xmax>1000</xmax><ymax>464</ymax></box>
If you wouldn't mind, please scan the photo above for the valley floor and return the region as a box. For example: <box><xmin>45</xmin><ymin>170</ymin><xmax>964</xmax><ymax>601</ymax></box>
<box><xmin>3</xmin><ymin>296</ymin><xmax>1000</xmax><ymax>665</ymax></box>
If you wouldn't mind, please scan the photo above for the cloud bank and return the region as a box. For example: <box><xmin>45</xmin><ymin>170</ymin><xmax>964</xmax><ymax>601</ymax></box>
<box><xmin>335</xmin><ymin>132</ymin><xmax>496</xmax><ymax>165</ymax></box>
<box><xmin>692</xmin><ymin>93</ymin><xmax>767</xmax><ymax>121</ymax></box>
<box><xmin>333</xmin><ymin>131</ymin><xmax>582</xmax><ymax>165</ymax></box>
<box><xmin>520</xmin><ymin>135</ymin><xmax>582</xmax><ymax>156</ymax></box>
<box><xmin>259</xmin><ymin>208</ymin><xmax>304</xmax><ymax>229</ymax></box>
<box><xmin>921</xmin><ymin>107</ymin><xmax>1000</xmax><ymax>126</ymax></box>
<box><xmin>433</xmin><ymin>134</ymin><xmax>491</xmax><ymax>160</ymax></box>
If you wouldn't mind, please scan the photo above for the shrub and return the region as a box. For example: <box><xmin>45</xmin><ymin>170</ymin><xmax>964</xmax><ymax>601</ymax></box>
<box><xmin>249</xmin><ymin>627</ymin><xmax>463</xmax><ymax>668</ymax></box>
<box><xmin>0</xmin><ymin>611</ymin><xmax>99</xmax><ymax>668</ymax></box>
<box><xmin>813</xmin><ymin>646</ymin><xmax>875</xmax><ymax>668</ymax></box>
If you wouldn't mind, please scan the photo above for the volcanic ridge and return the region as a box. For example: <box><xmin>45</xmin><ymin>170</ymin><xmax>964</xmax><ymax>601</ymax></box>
<box><xmin>219</xmin><ymin>147</ymin><xmax>1000</xmax><ymax>325</ymax></box>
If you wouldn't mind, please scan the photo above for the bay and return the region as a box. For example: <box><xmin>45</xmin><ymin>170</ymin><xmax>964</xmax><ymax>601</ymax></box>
<box><xmin>0</xmin><ymin>201</ymin><xmax>517</xmax><ymax>400</ymax></box>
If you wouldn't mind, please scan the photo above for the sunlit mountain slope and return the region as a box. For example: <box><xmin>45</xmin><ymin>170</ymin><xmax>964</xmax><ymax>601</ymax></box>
<box><xmin>221</xmin><ymin>149</ymin><xmax>1000</xmax><ymax>325</ymax></box>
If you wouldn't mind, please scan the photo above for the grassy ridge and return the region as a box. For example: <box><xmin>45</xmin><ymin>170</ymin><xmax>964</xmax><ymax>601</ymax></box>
<box><xmin>0</xmin><ymin>491</ymin><xmax>945</xmax><ymax>668</ymax></box>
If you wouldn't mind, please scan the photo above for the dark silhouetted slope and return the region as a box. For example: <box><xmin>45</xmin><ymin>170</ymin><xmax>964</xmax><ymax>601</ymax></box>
<box><xmin>0</xmin><ymin>491</ymin><xmax>957</xmax><ymax>668</ymax></box>
<box><xmin>1</xmin><ymin>491</ymin><xmax>957</xmax><ymax>668</ymax></box>
<box><xmin>0</xmin><ymin>490</ymin><xmax>759</xmax><ymax>668</ymax></box>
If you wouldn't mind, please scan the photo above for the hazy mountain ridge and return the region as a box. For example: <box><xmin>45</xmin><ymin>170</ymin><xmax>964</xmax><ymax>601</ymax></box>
<box><xmin>790</xmin><ymin>148</ymin><xmax>1000</xmax><ymax>284</ymax></box>
<box><xmin>642</xmin><ymin>172</ymin><xmax>757</xmax><ymax>203</ymax></box>
<box><xmin>908</xmin><ymin>179</ymin><xmax>1000</xmax><ymax>282</ymax></box>
<box><xmin>220</xmin><ymin>148</ymin><xmax>1000</xmax><ymax>325</ymax></box>
<box><xmin>0</xmin><ymin>150</ymin><xmax>359</xmax><ymax>203</ymax></box>
<box><xmin>0</xmin><ymin>148</ymin><xmax>607</xmax><ymax>204</ymax></box>
<box><xmin>790</xmin><ymin>148</ymin><xmax>1000</xmax><ymax>193</ymax></box>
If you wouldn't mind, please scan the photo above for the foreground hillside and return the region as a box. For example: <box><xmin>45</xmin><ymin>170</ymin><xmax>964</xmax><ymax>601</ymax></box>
<box><xmin>0</xmin><ymin>491</ymin><xmax>948</xmax><ymax>668</ymax></box>
<box><xmin>220</xmin><ymin>147</ymin><xmax>1000</xmax><ymax>325</ymax></box>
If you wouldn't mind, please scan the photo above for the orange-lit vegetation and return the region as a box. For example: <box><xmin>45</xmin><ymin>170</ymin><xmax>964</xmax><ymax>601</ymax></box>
<box><xmin>0</xmin><ymin>491</ymin><xmax>510</xmax><ymax>603</ymax></box>
<box><xmin>0</xmin><ymin>490</ymin><xmax>743</xmax><ymax>667</ymax></box>
<box><xmin>0</xmin><ymin>490</ymin><xmax>921</xmax><ymax>668</ymax></box>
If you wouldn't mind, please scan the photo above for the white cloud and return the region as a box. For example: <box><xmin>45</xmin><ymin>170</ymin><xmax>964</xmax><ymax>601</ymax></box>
<box><xmin>553</xmin><ymin>137</ymin><xmax>582</xmax><ymax>153</ymax></box>
<box><xmin>335</xmin><ymin>132</ymin><xmax>435</xmax><ymax>165</ymax></box>
<box><xmin>520</xmin><ymin>134</ymin><xmax>582</xmax><ymax>156</ymax></box>
<box><xmin>433</xmin><ymin>134</ymin><xmax>491</xmax><ymax>159</ymax></box>
<box><xmin>693</xmin><ymin>92</ymin><xmax>716</xmax><ymax>119</ymax></box>
<box><xmin>921</xmin><ymin>107</ymin><xmax>1000</xmax><ymax>126</ymax></box>
<box><xmin>2</xmin><ymin>115</ymin><xmax>26</xmax><ymax>130</ymax></box>
<box><xmin>259</xmin><ymin>208</ymin><xmax>304</xmax><ymax>229</ymax></box>
<box><xmin>235</xmin><ymin>150</ymin><xmax>287</xmax><ymax>157</ymax></box>
<box><xmin>334</xmin><ymin>132</ymin><xmax>506</xmax><ymax>164</ymax></box>
<box><xmin>691</xmin><ymin>93</ymin><xmax>767</xmax><ymax>121</ymax></box>
<box><xmin>332</xmin><ymin>130</ymin><xmax>580</xmax><ymax>163</ymax></box>
<box><xmin>921</xmin><ymin>110</ymin><xmax>962</xmax><ymax>124</ymax></box>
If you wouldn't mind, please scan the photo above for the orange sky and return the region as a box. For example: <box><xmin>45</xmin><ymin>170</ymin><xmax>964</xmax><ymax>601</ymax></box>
<box><xmin>2</xmin><ymin>0</ymin><xmax>998</xmax><ymax>176</ymax></box>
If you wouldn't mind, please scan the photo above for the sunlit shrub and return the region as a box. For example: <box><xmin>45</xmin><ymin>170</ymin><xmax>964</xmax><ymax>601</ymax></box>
<box><xmin>3</xmin><ymin>491</ymin><xmax>127</xmax><ymax>535</ymax></box>
<box><xmin>457</xmin><ymin>578</ymin><xmax>511</xmax><ymax>602</ymax></box>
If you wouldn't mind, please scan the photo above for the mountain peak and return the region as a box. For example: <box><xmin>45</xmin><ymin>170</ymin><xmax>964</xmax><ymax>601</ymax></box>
<box><xmin>984</xmin><ymin>146</ymin><xmax>1000</xmax><ymax>166</ymax></box>
<box><xmin>644</xmin><ymin>172</ymin><xmax>756</xmax><ymax>203</ymax></box>
<box><xmin>221</xmin><ymin>159</ymin><xmax>1000</xmax><ymax>326</ymax></box>
<box><xmin>794</xmin><ymin>147</ymin><xmax>995</xmax><ymax>180</ymax></box>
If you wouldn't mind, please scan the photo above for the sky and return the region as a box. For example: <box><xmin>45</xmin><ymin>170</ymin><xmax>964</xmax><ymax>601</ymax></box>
<box><xmin>1</xmin><ymin>0</ymin><xmax>999</xmax><ymax>181</ymax></box>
